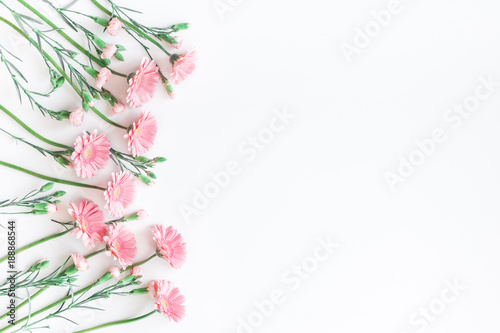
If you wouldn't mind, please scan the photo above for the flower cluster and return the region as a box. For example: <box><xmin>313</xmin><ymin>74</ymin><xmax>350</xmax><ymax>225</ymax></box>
<box><xmin>0</xmin><ymin>0</ymin><xmax>195</xmax><ymax>331</ymax></box>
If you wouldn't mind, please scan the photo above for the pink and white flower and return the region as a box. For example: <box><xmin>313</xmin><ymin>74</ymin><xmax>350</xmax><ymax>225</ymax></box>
<box><xmin>107</xmin><ymin>18</ymin><xmax>122</xmax><ymax>36</ymax></box>
<box><xmin>124</xmin><ymin>110</ymin><xmax>158</xmax><ymax>157</ymax></box>
<box><xmin>170</xmin><ymin>49</ymin><xmax>197</xmax><ymax>84</ymax></box>
<box><xmin>131</xmin><ymin>266</ymin><xmax>142</xmax><ymax>277</ymax></box>
<box><xmin>95</xmin><ymin>68</ymin><xmax>112</xmax><ymax>90</ymax></box>
<box><xmin>101</xmin><ymin>44</ymin><xmax>117</xmax><ymax>59</ymax></box>
<box><xmin>71</xmin><ymin>253</ymin><xmax>90</xmax><ymax>272</ymax></box>
<box><xmin>69</xmin><ymin>200</ymin><xmax>107</xmax><ymax>248</ymax></box>
<box><xmin>112</xmin><ymin>102</ymin><xmax>126</xmax><ymax>114</ymax></box>
<box><xmin>103</xmin><ymin>224</ymin><xmax>137</xmax><ymax>268</ymax></box>
<box><xmin>151</xmin><ymin>225</ymin><xmax>187</xmax><ymax>269</ymax></box>
<box><xmin>153</xmin><ymin>281</ymin><xmax>186</xmax><ymax>322</ymax></box>
<box><xmin>109</xmin><ymin>266</ymin><xmax>121</xmax><ymax>279</ymax></box>
<box><xmin>172</xmin><ymin>36</ymin><xmax>183</xmax><ymax>49</ymax></box>
<box><xmin>71</xmin><ymin>130</ymin><xmax>111</xmax><ymax>179</ymax></box>
<box><xmin>104</xmin><ymin>171</ymin><xmax>137</xmax><ymax>217</ymax></box>
<box><xmin>46</xmin><ymin>204</ymin><xmax>58</xmax><ymax>214</ymax></box>
<box><xmin>137</xmin><ymin>209</ymin><xmax>149</xmax><ymax>220</ymax></box>
<box><xmin>70</xmin><ymin>107</ymin><xmax>85</xmax><ymax>127</ymax></box>
<box><xmin>126</xmin><ymin>57</ymin><xmax>160</xmax><ymax>107</ymax></box>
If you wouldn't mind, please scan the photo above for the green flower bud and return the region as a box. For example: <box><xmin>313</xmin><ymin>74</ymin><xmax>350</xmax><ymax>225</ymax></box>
<box><xmin>82</xmin><ymin>100</ymin><xmax>90</xmax><ymax>112</ymax></box>
<box><xmin>83</xmin><ymin>65</ymin><xmax>99</xmax><ymax>78</ymax></box>
<box><xmin>63</xmin><ymin>265</ymin><xmax>79</xmax><ymax>276</ymax></box>
<box><xmin>155</xmin><ymin>157</ymin><xmax>167</xmax><ymax>163</ymax></box>
<box><xmin>116</xmin><ymin>44</ymin><xmax>126</xmax><ymax>51</ymax></box>
<box><xmin>54</xmin><ymin>156</ymin><xmax>73</xmax><ymax>168</ymax></box>
<box><xmin>170</xmin><ymin>23</ymin><xmax>189</xmax><ymax>31</ymax></box>
<box><xmin>97</xmin><ymin>272</ymin><xmax>113</xmax><ymax>284</ymax></box>
<box><xmin>82</xmin><ymin>91</ymin><xmax>94</xmax><ymax>107</ymax></box>
<box><xmin>134</xmin><ymin>156</ymin><xmax>149</xmax><ymax>163</ymax></box>
<box><xmin>56</xmin><ymin>110</ymin><xmax>71</xmax><ymax>120</ymax></box>
<box><xmin>92</xmin><ymin>16</ymin><xmax>109</xmax><ymax>27</ymax></box>
<box><xmin>137</xmin><ymin>174</ymin><xmax>153</xmax><ymax>186</ymax></box>
<box><xmin>91</xmin><ymin>34</ymin><xmax>107</xmax><ymax>49</ymax></box>
<box><xmin>114</xmin><ymin>51</ymin><xmax>124</xmax><ymax>61</ymax></box>
<box><xmin>118</xmin><ymin>274</ymin><xmax>135</xmax><ymax>284</ymax></box>
<box><xmin>147</xmin><ymin>171</ymin><xmax>157</xmax><ymax>179</ymax></box>
<box><xmin>129</xmin><ymin>287</ymin><xmax>149</xmax><ymax>295</ymax></box>
<box><xmin>53</xmin><ymin>191</ymin><xmax>66</xmax><ymax>197</ymax></box>
<box><xmin>40</xmin><ymin>183</ymin><xmax>54</xmax><ymax>192</ymax></box>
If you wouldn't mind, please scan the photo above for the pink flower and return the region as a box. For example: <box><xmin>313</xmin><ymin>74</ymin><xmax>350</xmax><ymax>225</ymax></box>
<box><xmin>107</xmin><ymin>18</ymin><xmax>122</xmax><ymax>36</ymax></box>
<box><xmin>131</xmin><ymin>266</ymin><xmax>142</xmax><ymax>277</ymax></box>
<box><xmin>103</xmin><ymin>224</ymin><xmax>137</xmax><ymax>268</ymax></box>
<box><xmin>71</xmin><ymin>130</ymin><xmax>111</xmax><ymax>179</ymax></box>
<box><xmin>69</xmin><ymin>200</ymin><xmax>107</xmax><ymax>248</ymax></box>
<box><xmin>95</xmin><ymin>68</ymin><xmax>112</xmax><ymax>90</ymax></box>
<box><xmin>109</xmin><ymin>266</ymin><xmax>121</xmax><ymax>279</ymax></box>
<box><xmin>170</xmin><ymin>49</ymin><xmax>197</xmax><ymax>84</ymax></box>
<box><xmin>137</xmin><ymin>209</ymin><xmax>149</xmax><ymax>220</ymax></box>
<box><xmin>71</xmin><ymin>253</ymin><xmax>90</xmax><ymax>272</ymax></box>
<box><xmin>104</xmin><ymin>171</ymin><xmax>137</xmax><ymax>217</ymax></box>
<box><xmin>172</xmin><ymin>36</ymin><xmax>183</xmax><ymax>49</ymax></box>
<box><xmin>124</xmin><ymin>110</ymin><xmax>157</xmax><ymax>157</ymax></box>
<box><xmin>70</xmin><ymin>107</ymin><xmax>85</xmax><ymax>127</ymax></box>
<box><xmin>46</xmin><ymin>204</ymin><xmax>58</xmax><ymax>214</ymax></box>
<box><xmin>153</xmin><ymin>281</ymin><xmax>186</xmax><ymax>322</ymax></box>
<box><xmin>151</xmin><ymin>226</ymin><xmax>187</xmax><ymax>269</ymax></box>
<box><xmin>101</xmin><ymin>44</ymin><xmax>117</xmax><ymax>59</ymax></box>
<box><xmin>112</xmin><ymin>102</ymin><xmax>125</xmax><ymax>114</ymax></box>
<box><xmin>148</xmin><ymin>280</ymin><xmax>164</xmax><ymax>298</ymax></box>
<box><xmin>126</xmin><ymin>57</ymin><xmax>160</xmax><ymax>107</ymax></box>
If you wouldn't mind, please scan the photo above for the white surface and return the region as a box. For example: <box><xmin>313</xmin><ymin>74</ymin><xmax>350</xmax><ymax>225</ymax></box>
<box><xmin>1</xmin><ymin>0</ymin><xmax>500</xmax><ymax>332</ymax></box>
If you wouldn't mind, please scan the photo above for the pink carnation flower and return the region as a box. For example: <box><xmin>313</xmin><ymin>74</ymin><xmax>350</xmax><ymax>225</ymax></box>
<box><xmin>112</xmin><ymin>102</ymin><xmax>125</xmax><ymax>114</ymax></box>
<box><xmin>124</xmin><ymin>110</ymin><xmax>158</xmax><ymax>157</ymax></box>
<box><xmin>170</xmin><ymin>49</ymin><xmax>197</xmax><ymax>84</ymax></box>
<box><xmin>101</xmin><ymin>44</ymin><xmax>117</xmax><ymax>59</ymax></box>
<box><xmin>137</xmin><ymin>209</ymin><xmax>149</xmax><ymax>220</ymax></box>
<box><xmin>46</xmin><ymin>204</ymin><xmax>58</xmax><ymax>214</ymax></box>
<box><xmin>126</xmin><ymin>57</ymin><xmax>160</xmax><ymax>107</ymax></box>
<box><xmin>153</xmin><ymin>281</ymin><xmax>186</xmax><ymax>322</ymax></box>
<box><xmin>71</xmin><ymin>130</ymin><xmax>110</xmax><ymax>179</ymax></box>
<box><xmin>131</xmin><ymin>266</ymin><xmax>142</xmax><ymax>277</ymax></box>
<box><xmin>70</xmin><ymin>107</ymin><xmax>85</xmax><ymax>127</ymax></box>
<box><xmin>109</xmin><ymin>266</ymin><xmax>121</xmax><ymax>279</ymax></box>
<box><xmin>107</xmin><ymin>18</ymin><xmax>122</xmax><ymax>36</ymax></box>
<box><xmin>103</xmin><ymin>224</ymin><xmax>137</xmax><ymax>268</ymax></box>
<box><xmin>151</xmin><ymin>225</ymin><xmax>187</xmax><ymax>269</ymax></box>
<box><xmin>172</xmin><ymin>36</ymin><xmax>183</xmax><ymax>49</ymax></box>
<box><xmin>95</xmin><ymin>68</ymin><xmax>112</xmax><ymax>90</ymax></box>
<box><xmin>71</xmin><ymin>253</ymin><xmax>90</xmax><ymax>272</ymax></box>
<box><xmin>148</xmin><ymin>280</ymin><xmax>164</xmax><ymax>298</ymax></box>
<box><xmin>69</xmin><ymin>200</ymin><xmax>107</xmax><ymax>248</ymax></box>
<box><xmin>104</xmin><ymin>171</ymin><xmax>137</xmax><ymax>217</ymax></box>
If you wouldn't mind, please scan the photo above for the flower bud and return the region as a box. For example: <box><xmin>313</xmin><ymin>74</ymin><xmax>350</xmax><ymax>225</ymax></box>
<box><xmin>114</xmin><ymin>51</ymin><xmax>124</xmax><ymax>61</ymax></box>
<box><xmin>28</xmin><ymin>258</ymin><xmax>50</xmax><ymax>272</ymax></box>
<box><xmin>53</xmin><ymin>191</ymin><xmax>66</xmax><ymax>197</ymax></box>
<box><xmin>116</xmin><ymin>44</ymin><xmax>126</xmax><ymax>51</ymax></box>
<box><xmin>40</xmin><ymin>183</ymin><xmax>54</xmax><ymax>192</ymax></box>
<box><xmin>118</xmin><ymin>274</ymin><xmax>136</xmax><ymax>284</ymax></box>
<box><xmin>134</xmin><ymin>156</ymin><xmax>149</xmax><ymax>163</ymax></box>
<box><xmin>137</xmin><ymin>174</ymin><xmax>153</xmax><ymax>186</ymax></box>
<box><xmin>146</xmin><ymin>171</ymin><xmax>157</xmax><ymax>179</ymax></box>
<box><xmin>163</xmin><ymin>78</ymin><xmax>175</xmax><ymax>99</ymax></box>
<box><xmin>54</xmin><ymin>156</ymin><xmax>73</xmax><ymax>168</ymax></box>
<box><xmin>91</xmin><ymin>34</ymin><xmax>107</xmax><ymax>49</ymax></box>
<box><xmin>155</xmin><ymin>157</ymin><xmax>167</xmax><ymax>163</ymax></box>
<box><xmin>170</xmin><ymin>23</ymin><xmax>189</xmax><ymax>31</ymax></box>
<box><xmin>92</xmin><ymin>16</ymin><xmax>109</xmax><ymax>27</ymax></box>
<box><xmin>83</xmin><ymin>65</ymin><xmax>99</xmax><ymax>78</ymax></box>
<box><xmin>63</xmin><ymin>265</ymin><xmax>79</xmax><ymax>276</ymax></box>
<box><xmin>82</xmin><ymin>91</ymin><xmax>94</xmax><ymax>107</ymax></box>
<box><xmin>97</xmin><ymin>272</ymin><xmax>113</xmax><ymax>284</ymax></box>
<box><xmin>129</xmin><ymin>287</ymin><xmax>149</xmax><ymax>295</ymax></box>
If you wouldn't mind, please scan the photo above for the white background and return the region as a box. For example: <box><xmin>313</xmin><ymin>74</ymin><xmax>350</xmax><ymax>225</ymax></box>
<box><xmin>1</xmin><ymin>0</ymin><xmax>500</xmax><ymax>332</ymax></box>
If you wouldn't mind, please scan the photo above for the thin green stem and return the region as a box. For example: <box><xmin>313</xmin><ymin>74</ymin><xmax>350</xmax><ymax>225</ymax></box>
<box><xmin>0</xmin><ymin>16</ymin><xmax>128</xmax><ymax>130</ymax></box>
<box><xmin>0</xmin><ymin>161</ymin><xmax>106</xmax><ymax>191</ymax></box>
<box><xmin>0</xmin><ymin>104</ymin><xmax>72</xmax><ymax>150</ymax></box>
<box><xmin>90</xmin><ymin>0</ymin><xmax>171</xmax><ymax>55</ymax></box>
<box><xmin>74</xmin><ymin>310</ymin><xmax>156</xmax><ymax>333</ymax></box>
<box><xmin>0</xmin><ymin>229</ymin><xmax>72</xmax><ymax>264</ymax></box>
<box><xmin>0</xmin><ymin>288</ymin><xmax>45</xmax><ymax>322</ymax></box>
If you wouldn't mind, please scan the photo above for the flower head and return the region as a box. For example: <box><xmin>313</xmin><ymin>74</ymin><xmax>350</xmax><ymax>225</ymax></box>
<box><xmin>96</xmin><ymin>68</ymin><xmax>112</xmax><ymax>90</ymax></box>
<box><xmin>126</xmin><ymin>57</ymin><xmax>160</xmax><ymax>107</ymax></box>
<box><xmin>109</xmin><ymin>266</ymin><xmax>121</xmax><ymax>279</ymax></box>
<box><xmin>69</xmin><ymin>200</ymin><xmax>107</xmax><ymax>248</ymax></box>
<box><xmin>148</xmin><ymin>280</ymin><xmax>164</xmax><ymax>298</ymax></box>
<box><xmin>124</xmin><ymin>110</ymin><xmax>158</xmax><ymax>157</ymax></box>
<box><xmin>151</xmin><ymin>226</ymin><xmax>187</xmax><ymax>269</ymax></box>
<box><xmin>46</xmin><ymin>204</ymin><xmax>58</xmax><ymax>214</ymax></box>
<box><xmin>103</xmin><ymin>224</ymin><xmax>137</xmax><ymax>268</ymax></box>
<box><xmin>172</xmin><ymin>36</ymin><xmax>183</xmax><ymax>49</ymax></box>
<box><xmin>70</xmin><ymin>107</ymin><xmax>85</xmax><ymax>127</ymax></box>
<box><xmin>102</xmin><ymin>44</ymin><xmax>117</xmax><ymax>59</ymax></box>
<box><xmin>112</xmin><ymin>102</ymin><xmax>125</xmax><ymax>114</ymax></box>
<box><xmin>131</xmin><ymin>266</ymin><xmax>142</xmax><ymax>277</ymax></box>
<box><xmin>71</xmin><ymin>130</ymin><xmax>111</xmax><ymax>179</ymax></box>
<box><xmin>137</xmin><ymin>209</ymin><xmax>149</xmax><ymax>220</ymax></box>
<box><xmin>170</xmin><ymin>49</ymin><xmax>197</xmax><ymax>84</ymax></box>
<box><xmin>104</xmin><ymin>171</ymin><xmax>137</xmax><ymax>217</ymax></box>
<box><xmin>71</xmin><ymin>253</ymin><xmax>90</xmax><ymax>272</ymax></box>
<box><xmin>107</xmin><ymin>18</ymin><xmax>122</xmax><ymax>36</ymax></box>
<box><xmin>153</xmin><ymin>281</ymin><xmax>186</xmax><ymax>322</ymax></box>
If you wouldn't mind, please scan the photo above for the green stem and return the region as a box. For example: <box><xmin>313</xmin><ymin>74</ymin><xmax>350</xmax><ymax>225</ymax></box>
<box><xmin>0</xmin><ymin>229</ymin><xmax>72</xmax><ymax>264</ymax></box>
<box><xmin>0</xmin><ymin>104</ymin><xmax>72</xmax><ymax>150</ymax></box>
<box><xmin>0</xmin><ymin>161</ymin><xmax>106</xmax><ymax>191</ymax></box>
<box><xmin>74</xmin><ymin>310</ymin><xmax>156</xmax><ymax>333</ymax></box>
<box><xmin>0</xmin><ymin>16</ymin><xmax>128</xmax><ymax>130</ymax></box>
<box><xmin>90</xmin><ymin>0</ymin><xmax>171</xmax><ymax>56</ymax></box>
<box><xmin>0</xmin><ymin>288</ymin><xmax>46</xmax><ymax>322</ymax></box>
<box><xmin>0</xmin><ymin>253</ymin><xmax>156</xmax><ymax>332</ymax></box>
